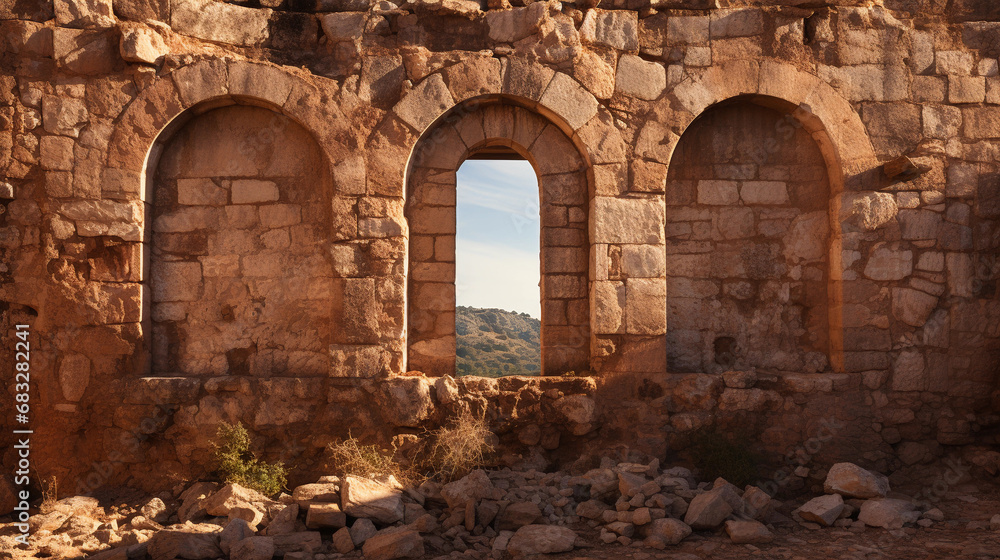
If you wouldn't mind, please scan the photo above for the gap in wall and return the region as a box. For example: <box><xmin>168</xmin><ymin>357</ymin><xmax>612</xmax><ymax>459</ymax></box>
<box><xmin>454</xmin><ymin>157</ymin><xmax>541</xmax><ymax>377</ymax></box>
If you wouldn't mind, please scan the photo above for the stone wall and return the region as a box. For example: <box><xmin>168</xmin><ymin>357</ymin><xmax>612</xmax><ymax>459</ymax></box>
<box><xmin>665</xmin><ymin>100</ymin><xmax>832</xmax><ymax>374</ymax></box>
<box><xmin>0</xmin><ymin>0</ymin><xmax>999</xmax><ymax>498</ymax></box>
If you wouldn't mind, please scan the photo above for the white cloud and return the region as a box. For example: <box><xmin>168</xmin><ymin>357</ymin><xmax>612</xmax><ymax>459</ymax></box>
<box><xmin>457</xmin><ymin>160</ymin><xmax>539</xmax><ymax>217</ymax></box>
<box><xmin>455</xmin><ymin>239</ymin><xmax>541</xmax><ymax>319</ymax></box>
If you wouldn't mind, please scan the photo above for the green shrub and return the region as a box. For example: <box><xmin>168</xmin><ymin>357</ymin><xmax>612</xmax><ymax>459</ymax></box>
<box><xmin>213</xmin><ymin>422</ymin><xmax>287</xmax><ymax>496</ymax></box>
<box><xmin>689</xmin><ymin>428</ymin><xmax>762</xmax><ymax>487</ymax></box>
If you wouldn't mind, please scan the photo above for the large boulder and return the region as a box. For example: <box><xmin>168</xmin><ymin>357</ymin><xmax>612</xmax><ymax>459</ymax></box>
<box><xmin>724</xmin><ymin>520</ymin><xmax>773</xmax><ymax>544</ymax></box>
<box><xmin>507</xmin><ymin>525</ymin><xmax>577</xmax><ymax>556</ymax></box>
<box><xmin>798</xmin><ymin>494</ymin><xmax>845</xmax><ymax>527</ymax></box>
<box><xmin>858</xmin><ymin>498</ymin><xmax>919</xmax><ymax>529</ymax></box>
<box><xmin>642</xmin><ymin>517</ymin><xmax>691</xmax><ymax>545</ymax></box>
<box><xmin>824</xmin><ymin>463</ymin><xmax>890</xmax><ymax>499</ymax></box>
<box><xmin>341</xmin><ymin>476</ymin><xmax>404</xmax><ymax>524</ymax></box>
<box><xmin>683</xmin><ymin>487</ymin><xmax>734</xmax><ymax>529</ymax></box>
<box><xmin>219</xmin><ymin>518</ymin><xmax>255</xmax><ymax>556</ymax></box>
<box><xmin>361</xmin><ymin>529</ymin><xmax>425</xmax><ymax>560</ymax></box>
<box><xmin>202</xmin><ymin>484</ymin><xmax>272</xmax><ymax>517</ymax></box>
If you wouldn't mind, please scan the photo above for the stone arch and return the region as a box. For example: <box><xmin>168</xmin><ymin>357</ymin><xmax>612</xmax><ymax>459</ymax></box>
<box><xmin>104</xmin><ymin>60</ymin><xmax>345</xmax><ymax>376</ymax></box>
<box><xmin>658</xmin><ymin>60</ymin><xmax>880</xmax><ymax>373</ymax></box>
<box><xmin>105</xmin><ymin>59</ymin><xmax>345</xmax><ymax>202</ymax></box>
<box><xmin>404</xmin><ymin>96</ymin><xmax>593</xmax><ymax>377</ymax></box>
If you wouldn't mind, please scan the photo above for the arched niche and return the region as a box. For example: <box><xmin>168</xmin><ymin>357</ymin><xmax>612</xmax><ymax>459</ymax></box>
<box><xmin>147</xmin><ymin>102</ymin><xmax>333</xmax><ymax>376</ymax></box>
<box><xmin>664</xmin><ymin>95</ymin><xmax>842</xmax><ymax>374</ymax></box>
<box><xmin>405</xmin><ymin>98</ymin><xmax>591</xmax><ymax>377</ymax></box>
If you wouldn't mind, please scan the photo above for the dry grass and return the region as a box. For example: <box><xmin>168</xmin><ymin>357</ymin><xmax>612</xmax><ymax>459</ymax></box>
<box><xmin>326</xmin><ymin>434</ymin><xmax>420</xmax><ymax>486</ymax></box>
<box><xmin>424</xmin><ymin>410</ymin><xmax>495</xmax><ymax>481</ymax></box>
<box><xmin>38</xmin><ymin>475</ymin><xmax>58</xmax><ymax>514</ymax></box>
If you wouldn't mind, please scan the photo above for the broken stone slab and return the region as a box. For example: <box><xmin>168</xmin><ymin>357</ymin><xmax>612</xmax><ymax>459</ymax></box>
<box><xmin>824</xmin><ymin>463</ymin><xmax>890</xmax><ymax>499</ymax></box>
<box><xmin>219</xmin><ymin>518</ymin><xmax>255</xmax><ymax>556</ymax></box>
<box><xmin>642</xmin><ymin>517</ymin><xmax>691</xmax><ymax>545</ymax></box>
<box><xmin>306</xmin><ymin>502</ymin><xmax>347</xmax><ymax>529</ymax></box>
<box><xmin>342</xmin><ymin>476</ymin><xmax>404</xmax><ymax>524</ymax></box>
<box><xmin>120</xmin><ymin>26</ymin><xmax>168</xmax><ymax>64</ymax></box>
<box><xmin>499</xmin><ymin>501</ymin><xmax>542</xmax><ymax>530</ymax></box>
<box><xmin>271</xmin><ymin>532</ymin><xmax>322</xmax><ymax>555</ymax></box>
<box><xmin>55</xmin><ymin>0</ymin><xmax>116</xmax><ymax>29</ymax></box>
<box><xmin>291</xmin><ymin>482</ymin><xmax>339</xmax><ymax>509</ymax></box>
<box><xmin>724</xmin><ymin>520</ymin><xmax>773</xmax><ymax>544</ymax></box>
<box><xmin>350</xmin><ymin>517</ymin><xmax>378</xmax><ymax>545</ymax></box>
<box><xmin>683</xmin><ymin>487</ymin><xmax>734</xmax><ymax>529</ymax></box>
<box><xmin>202</xmin><ymin>483</ymin><xmax>273</xmax><ymax>518</ymax></box>
<box><xmin>229</xmin><ymin>536</ymin><xmax>274</xmax><ymax>560</ymax></box>
<box><xmin>146</xmin><ymin>530</ymin><xmax>221</xmax><ymax>560</ymax></box>
<box><xmin>575</xmin><ymin>499</ymin><xmax>610</xmax><ymax>520</ymax></box>
<box><xmin>332</xmin><ymin>526</ymin><xmax>355</xmax><ymax>553</ymax></box>
<box><xmin>506</xmin><ymin>524</ymin><xmax>577</xmax><ymax>556</ymax></box>
<box><xmin>361</xmin><ymin>528</ymin><xmax>425</xmax><ymax>560</ymax></box>
<box><xmin>440</xmin><ymin>469</ymin><xmax>495</xmax><ymax>509</ymax></box>
<box><xmin>798</xmin><ymin>494</ymin><xmax>845</xmax><ymax>527</ymax></box>
<box><xmin>264</xmin><ymin>503</ymin><xmax>298</xmax><ymax>535</ymax></box>
<box><xmin>858</xmin><ymin>498</ymin><xmax>919</xmax><ymax>529</ymax></box>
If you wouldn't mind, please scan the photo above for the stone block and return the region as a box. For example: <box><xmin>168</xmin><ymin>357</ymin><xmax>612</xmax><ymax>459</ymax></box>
<box><xmin>232</xmin><ymin>180</ymin><xmax>279</xmax><ymax>204</ymax></box>
<box><xmin>539</xmin><ymin>72</ymin><xmax>599</xmax><ymax>131</ymax></box>
<box><xmin>43</xmin><ymin>95</ymin><xmax>88</xmax><ymax>138</ymax></box>
<box><xmin>394</xmin><ymin>73</ymin><xmax>454</xmax><ymax>132</ymax></box>
<box><xmin>40</xmin><ymin>136</ymin><xmax>75</xmax><ymax>171</ymax></box>
<box><xmin>626</xmin><ymin>278</ymin><xmax>666</xmax><ymax>335</ymax></box>
<box><xmin>923</xmin><ymin>105</ymin><xmax>962</xmax><ymax>139</ymax></box>
<box><xmin>259</xmin><ymin>205</ymin><xmax>301</xmax><ymax>228</ymax></box>
<box><xmin>961</xmin><ymin>107</ymin><xmax>1000</xmax><ymax>138</ymax></box>
<box><xmin>621</xmin><ymin>245</ymin><xmax>665</xmax><ymax>278</ymax></box>
<box><xmin>615</xmin><ymin>55</ymin><xmax>666</xmax><ymax>101</ymax></box>
<box><xmin>862</xmin><ymin>244</ymin><xmax>912</xmax><ymax>281</ymax></box>
<box><xmin>171</xmin><ymin>0</ymin><xmax>270</xmax><ymax>47</ymax></box>
<box><xmin>178</xmin><ymin>178</ymin><xmax>227</xmax><ymax>206</ymax></box>
<box><xmin>580</xmin><ymin>9</ymin><xmax>638</xmax><ymax>51</ymax></box>
<box><xmin>321</xmin><ymin>12</ymin><xmax>365</xmax><ymax>42</ymax></box>
<box><xmin>892</xmin><ymin>287</ymin><xmax>938</xmax><ymax>327</ymax></box>
<box><xmin>892</xmin><ymin>349</ymin><xmax>925</xmax><ymax>391</ymax></box>
<box><xmin>591</xmin><ymin>197</ymin><xmax>665</xmax><ymax>244</ymax></box>
<box><xmin>55</xmin><ymin>0</ymin><xmax>115</xmax><ymax>29</ymax></box>
<box><xmin>151</xmin><ymin>261</ymin><xmax>202</xmax><ymax>302</ymax></box>
<box><xmin>949</xmin><ymin>76</ymin><xmax>986</xmax><ymax>104</ymax></box>
<box><xmin>710</xmin><ymin>9</ymin><xmax>763</xmax><ymax>38</ymax></box>
<box><xmin>935</xmin><ymin>50</ymin><xmax>974</xmax><ymax>75</ymax></box>
<box><xmin>697</xmin><ymin>180</ymin><xmax>739</xmax><ymax>205</ymax></box>
<box><xmin>120</xmin><ymin>26</ymin><xmax>168</xmax><ymax>64</ymax></box>
<box><xmin>740</xmin><ymin>181</ymin><xmax>787</xmax><ymax>205</ymax></box>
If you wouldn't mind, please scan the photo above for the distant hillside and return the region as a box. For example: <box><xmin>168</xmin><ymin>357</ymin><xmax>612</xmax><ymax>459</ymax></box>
<box><xmin>456</xmin><ymin>306</ymin><xmax>541</xmax><ymax>377</ymax></box>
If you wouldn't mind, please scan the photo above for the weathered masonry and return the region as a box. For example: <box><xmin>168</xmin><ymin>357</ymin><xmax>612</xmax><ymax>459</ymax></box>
<box><xmin>1</xmin><ymin>0</ymin><xmax>999</xmax><ymax>493</ymax></box>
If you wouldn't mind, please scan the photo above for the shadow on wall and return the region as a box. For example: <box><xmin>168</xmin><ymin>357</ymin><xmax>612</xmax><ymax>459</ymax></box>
<box><xmin>148</xmin><ymin>104</ymin><xmax>333</xmax><ymax>376</ymax></box>
<box><xmin>665</xmin><ymin>99</ymin><xmax>833</xmax><ymax>375</ymax></box>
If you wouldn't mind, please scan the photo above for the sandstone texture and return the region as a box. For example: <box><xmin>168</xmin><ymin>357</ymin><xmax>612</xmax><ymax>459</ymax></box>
<box><xmin>0</xmin><ymin>0</ymin><xmax>996</xmax><ymax>536</ymax></box>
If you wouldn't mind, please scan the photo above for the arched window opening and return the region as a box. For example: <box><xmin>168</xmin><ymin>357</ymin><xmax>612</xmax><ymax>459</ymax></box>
<box><xmin>455</xmin><ymin>155</ymin><xmax>541</xmax><ymax>377</ymax></box>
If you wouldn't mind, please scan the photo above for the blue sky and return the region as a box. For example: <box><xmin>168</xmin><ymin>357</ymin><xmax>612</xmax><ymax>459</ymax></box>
<box><xmin>456</xmin><ymin>160</ymin><xmax>541</xmax><ymax>318</ymax></box>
